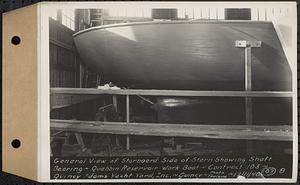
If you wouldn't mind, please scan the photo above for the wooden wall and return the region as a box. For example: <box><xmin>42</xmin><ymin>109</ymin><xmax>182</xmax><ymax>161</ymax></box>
<box><xmin>49</xmin><ymin>18</ymin><xmax>79</xmax><ymax>88</ymax></box>
<box><xmin>49</xmin><ymin>17</ymin><xmax>81</xmax><ymax>119</ymax></box>
<box><xmin>50</xmin><ymin>16</ymin><xmax>101</xmax><ymax>120</ymax></box>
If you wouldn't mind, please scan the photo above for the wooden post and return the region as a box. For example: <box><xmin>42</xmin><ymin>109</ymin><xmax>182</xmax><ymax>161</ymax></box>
<box><xmin>245</xmin><ymin>46</ymin><xmax>253</xmax><ymax>125</ymax></box>
<box><xmin>245</xmin><ymin>45</ymin><xmax>253</xmax><ymax>154</ymax></box>
<box><xmin>235</xmin><ymin>40</ymin><xmax>261</xmax><ymax>154</ymax></box>
<box><xmin>112</xmin><ymin>95</ymin><xmax>120</xmax><ymax>147</ymax></box>
<box><xmin>64</xmin><ymin>132</ymin><xmax>70</xmax><ymax>145</ymax></box>
<box><xmin>112</xmin><ymin>96</ymin><xmax>118</xmax><ymax>111</ymax></box>
<box><xmin>115</xmin><ymin>136</ymin><xmax>120</xmax><ymax>147</ymax></box>
<box><xmin>126</xmin><ymin>95</ymin><xmax>130</xmax><ymax>150</ymax></box>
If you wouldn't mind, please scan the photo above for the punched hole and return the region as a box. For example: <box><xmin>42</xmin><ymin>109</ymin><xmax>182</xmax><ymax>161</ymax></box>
<box><xmin>11</xmin><ymin>36</ymin><xmax>21</xmax><ymax>45</ymax></box>
<box><xmin>11</xmin><ymin>139</ymin><xmax>21</xmax><ymax>148</ymax></box>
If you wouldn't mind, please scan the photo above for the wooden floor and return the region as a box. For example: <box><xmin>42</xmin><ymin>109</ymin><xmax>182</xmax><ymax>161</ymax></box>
<box><xmin>51</xmin><ymin>119</ymin><xmax>293</xmax><ymax>141</ymax></box>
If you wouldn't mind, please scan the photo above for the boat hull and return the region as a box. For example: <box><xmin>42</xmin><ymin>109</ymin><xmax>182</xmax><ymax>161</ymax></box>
<box><xmin>74</xmin><ymin>21</ymin><xmax>291</xmax><ymax>91</ymax></box>
<box><xmin>73</xmin><ymin>21</ymin><xmax>292</xmax><ymax>125</ymax></box>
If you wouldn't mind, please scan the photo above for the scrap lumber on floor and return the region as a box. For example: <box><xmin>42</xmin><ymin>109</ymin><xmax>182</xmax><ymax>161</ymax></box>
<box><xmin>51</xmin><ymin>119</ymin><xmax>293</xmax><ymax>141</ymax></box>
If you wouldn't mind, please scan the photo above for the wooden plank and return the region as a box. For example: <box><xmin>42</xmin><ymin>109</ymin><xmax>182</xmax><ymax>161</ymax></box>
<box><xmin>50</xmin><ymin>88</ymin><xmax>293</xmax><ymax>97</ymax></box>
<box><xmin>50</xmin><ymin>119</ymin><xmax>293</xmax><ymax>141</ymax></box>
<box><xmin>50</xmin><ymin>94</ymin><xmax>99</xmax><ymax>110</ymax></box>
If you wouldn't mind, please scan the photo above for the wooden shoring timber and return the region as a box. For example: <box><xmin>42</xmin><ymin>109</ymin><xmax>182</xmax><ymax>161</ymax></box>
<box><xmin>50</xmin><ymin>119</ymin><xmax>293</xmax><ymax>141</ymax></box>
<box><xmin>50</xmin><ymin>88</ymin><xmax>293</xmax><ymax>97</ymax></box>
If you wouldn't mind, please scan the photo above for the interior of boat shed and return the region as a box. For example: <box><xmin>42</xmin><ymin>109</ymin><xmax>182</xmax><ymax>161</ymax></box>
<box><xmin>49</xmin><ymin>5</ymin><xmax>294</xmax><ymax>157</ymax></box>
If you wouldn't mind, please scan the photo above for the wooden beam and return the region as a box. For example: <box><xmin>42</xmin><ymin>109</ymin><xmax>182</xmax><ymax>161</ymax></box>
<box><xmin>50</xmin><ymin>38</ymin><xmax>74</xmax><ymax>51</ymax></box>
<box><xmin>50</xmin><ymin>94</ymin><xmax>99</xmax><ymax>111</ymax></box>
<box><xmin>50</xmin><ymin>88</ymin><xmax>293</xmax><ymax>97</ymax></box>
<box><xmin>50</xmin><ymin>119</ymin><xmax>293</xmax><ymax>141</ymax></box>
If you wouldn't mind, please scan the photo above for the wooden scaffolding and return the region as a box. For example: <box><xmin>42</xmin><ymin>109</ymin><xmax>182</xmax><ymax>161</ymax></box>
<box><xmin>50</xmin><ymin>40</ymin><xmax>294</xmax><ymax>155</ymax></box>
